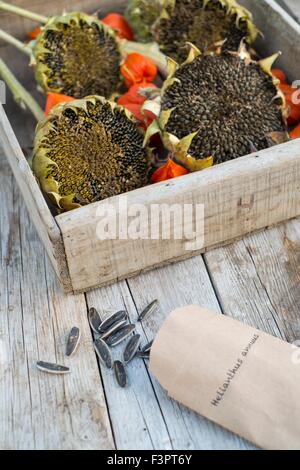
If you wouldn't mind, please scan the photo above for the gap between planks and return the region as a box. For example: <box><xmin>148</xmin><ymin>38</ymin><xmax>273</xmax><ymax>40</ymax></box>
<box><xmin>2</xmin><ymin>141</ymin><xmax>299</xmax><ymax>449</ymax></box>
<box><xmin>0</xmin><ymin>152</ymin><xmax>114</xmax><ymax>450</ymax></box>
<box><xmin>1</xmin><ymin>0</ymin><xmax>299</xmax><ymax>449</ymax></box>
<box><xmin>0</xmin><ymin>35</ymin><xmax>252</xmax><ymax>450</ymax></box>
<box><xmin>85</xmin><ymin>215</ymin><xmax>299</xmax><ymax>450</ymax></box>
<box><xmin>85</xmin><ymin>261</ymin><xmax>256</xmax><ymax>450</ymax></box>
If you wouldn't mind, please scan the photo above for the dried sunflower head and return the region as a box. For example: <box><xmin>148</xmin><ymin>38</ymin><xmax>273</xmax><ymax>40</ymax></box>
<box><xmin>125</xmin><ymin>0</ymin><xmax>165</xmax><ymax>42</ymax></box>
<box><xmin>145</xmin><ymin>44</ymin><xmax>288</xmax><ymax>170</ymax></box>
<box><xmin>32</xmin><ymin>12</ymin><xmax>121</xmax><ymax>99</ymax></box>
<box><xmin>153</xmin><ymin>0</ymin><xmax>259</xmax><ymax>62</ymax></box>
<box><xmin>32</xmin><ymin>96</ymin><xmax>150</xmax><ymax>211</ymax></box>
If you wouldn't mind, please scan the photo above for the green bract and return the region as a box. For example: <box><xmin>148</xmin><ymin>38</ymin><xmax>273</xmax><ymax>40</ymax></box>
<box><xmin>32</xmin><ymin>96</ymin><xmax>151</xmax><ymax>211</ymax></box>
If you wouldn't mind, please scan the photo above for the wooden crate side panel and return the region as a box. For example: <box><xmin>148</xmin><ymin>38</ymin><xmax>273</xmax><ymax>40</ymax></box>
<box><xmin>241</xmin><ymin>0</ymin><xmax>300</xmax><ymax>80</ymax></box>
<box><xmin>57</xmin><ymin>141</ymin><xmax>300</xmax><ymax>293</ymax></box>
<box><xmin>0</xmin><ymin>105</ymin><xmax>73</xmax><ymax>292</ymax></box>
<box><xmin>0</xmin><ymin>0</ymin><xmax>126</xmax><ymax>39</ymax></box>
<box><xmin>279</xmin><ymin>0</ymin><xmax>300</xmax><ymax>24</ymax></box>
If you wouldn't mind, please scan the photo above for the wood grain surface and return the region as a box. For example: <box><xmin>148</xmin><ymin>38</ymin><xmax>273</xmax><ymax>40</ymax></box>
<box><xmin>0</xmin><ymin>0</ymin><xmax>299</xmax><ymax>450</ymax></box>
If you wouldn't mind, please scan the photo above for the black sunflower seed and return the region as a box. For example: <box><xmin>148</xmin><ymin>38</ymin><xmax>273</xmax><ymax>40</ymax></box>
<box><xmin>123</xmin><ymin>334</ymin><xmax>141</xmax><ymax>363</ymax></box>
<box><xmin>66</xmin><ymin>327</ymin><xmax>81</xmax><ymax>357</ymax></box>
<box><xmin>138</xmin><ymin>300</ymin><xmax>158</xmax><ymax>322</ymax></box>
<box><xmin>36</xmin><ymin>361</ymin><xmax>70</xmax><ymax>375</ymax></box>
<box><xmin>114</xmin><ymin>361</ymin><xmax>127</xmax><ymax>388</ymax></box>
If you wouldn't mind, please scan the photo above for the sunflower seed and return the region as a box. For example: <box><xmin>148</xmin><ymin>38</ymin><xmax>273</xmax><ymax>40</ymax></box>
<box><xmin>88</xmin><ymin>307</ymin><xmax>102</xmax><ymax>333</ymax></box>
<box><xmin>140</xmin><ymin>339</ymin><xmax>154</xmax><ymax>354</ymax></box>
<box><xmin>66</xmin><ymin>327</ymin><xmax>81</xmax><ymax>357</ymax></box>
<box><xmin>36</xmin><ymin>361</ymin><xmax>70</xmax><ymax>374</ymax></box>
<box><xmin>106</xmin><ymin>324</ymin><xmax>136</xmax><ymax>347</ymax></box>
<box><xmin>99</xmin><ymin>310</ymin><xmax>127</xmax><ymax>333</ymax></box>
<box><xmin>114</xmin><ymin>361</ymin><xmax>127</xmax><ymax>388</ymax></box>
<box><xmin>123</xmin><ymin>334</ymin><xmax>141</xmax><ymax>363</ymax></box>
<box><xmin>100</xmin><ymin>319</ymin><xmax>128</xmax><ymax>340</ymax></box>
<box><xmin>137</xmin><ymin>300</ymin><xmax>158</xmax><ymax>322</ymax></box>
<box><xmin>94</xmin><ymin>339</ymin><xmax>113</xmax><ymax>369</ymax></box>
<box><xmin>136</xmin><ymin>351</ymin><xmax>150</xmax><ymax>360</ymax></box>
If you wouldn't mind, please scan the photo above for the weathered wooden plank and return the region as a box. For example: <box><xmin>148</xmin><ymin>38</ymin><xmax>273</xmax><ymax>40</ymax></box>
<box><xmin>204</xmin><ymin>219</ymin><xmax>300</xmax><ymax>343</ymax></box>
<box><xmin>0</xmin><ymin>43</ymin><xmax>74</xmax><ymax>293</ymax></box>
<box><xmin>0</xmin><ymin>0</ymin><xmax>298</xmax><ymax>452</ymax></box>
<box><xmin>57</xmin><ymin>140</ymin><xmax>300</xmax><ymax>293</ymax></box>
<box><xmin>0</xmin><ymin>151</ymin><xmax>114</xmax><ymax>450</ymax></box>
<box><xmin>125</xmin><ymin>257</ymin><xmax>255</xmax><ymax>450</ymax></box>
<box><xmin>278</xmin><ymin>0</ymin><xmax>300</xmax><ymax>24</ymax></box>
<box><xmin>86</xmin><ymin>284</ymin><xmax>173</xmax><ymax>451</ymax></box>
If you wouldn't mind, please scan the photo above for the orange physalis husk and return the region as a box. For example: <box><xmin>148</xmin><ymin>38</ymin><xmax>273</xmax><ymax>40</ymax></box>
<box><xmin>272</xmin><ymin>68</ymin><xmax>286</xmax><ymax>83</ymax></box>
<box><xmin>118</xmin><ymin>82</ymin><xmax>157</xmax><ymax>105</ymax></box>
<box><xmin>279</xmin><ymin>83</ymin><xmax>294</xmax><ymax>95</ymax></box>
<box><xmin>121</xmin><ymin>53</ymin><xmax>157</xmax><ymax>89</ymax></box>
<box><xmin>45</xmin><ymin>92</ymin><xmax>75</xmax><ymax>116</ymax></box>
<box><xmin>279</xmin><ymin>83</ymin><xmax>300</xmax><ymax>125</ymax></box>
<box><xmin>102</xmin><ymin>13</ymin><xmax>134</xmax><ymax>40</ymax></box>
<box><xmin>286</xmin><ymin>99</ymin><xmax>300</xmax><ymax>125</ymax></box>
<box><xmin>28</xmin><ymin>26</ymin><xmax>41</xmax><ymax>40</ymax></box>
<box><xmin>118</xmin><ymin>82</ymin><xmax>157</xmax><ymax>129</ymax></box>
<box><xmin>290</xmin><ymin>123</ymin><xmax>300</xmax><ymax>139</ymax></box>
<box><xmin>151</xmin><ymin>159</ymin><xmax>189</xmax><ymax>183</ymax></box>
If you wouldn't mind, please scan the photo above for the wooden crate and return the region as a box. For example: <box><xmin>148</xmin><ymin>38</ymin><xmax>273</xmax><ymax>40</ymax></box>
<box><xmin>0</xmin><ymin>0</ymin><xmax>299</xmax><ymax>294</ymax></box>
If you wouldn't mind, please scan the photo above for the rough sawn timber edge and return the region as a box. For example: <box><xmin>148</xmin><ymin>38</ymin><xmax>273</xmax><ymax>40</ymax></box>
<box><xmin>56</xmin><ymin>140</ymin><xmax>300</xmax><ymax>293</ymax></box>
<box><xmin>0</xmin><ymin>104</ymin><xmax>73</xmax><ymax>292</ymax></box>
<box><xmin>1</xmin><ymin>0</ymin><xmax>300</xmax><ymax>294</ymax></box>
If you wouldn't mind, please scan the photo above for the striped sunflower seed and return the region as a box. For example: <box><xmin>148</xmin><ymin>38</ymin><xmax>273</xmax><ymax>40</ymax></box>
<box><xmin>99</xmin><ymin>310</ymin><xmax>127</xmax><ymax>333</ymax></box>
<box><xmin>36</xmin><ymin>361</ymin><xmax>70</xmax><ymax>374</ymax></box>
<box><xmin>66</xmin><ymin>326</ymin><xmax>81</xmax><ymax>357</ymax></box>
<box><xmin>140</xmin><ymin>339</ymin><xmax>154</xmax><ymax>354</ymax></box>
<box><xmin>106</xmin><ymin>324</ymin><xmax>136</xmax><ymax>347</ymax></box>
<box><xmin>94</xmin><ymin>338</ymin><xmax>113</xmax><ymax>369</ymax></box>
<box><xmin>136</xmin><ymin>351</ymin><xmax>150</xmax><ymax>360</ymax></box>
<box><xmin>123</xmin><ymin>334</ymin><xmax>141</xmax><ymax>363</ymax></box>
<box><xmin>100</xmin><ymin>319</ymin><xmax>128</xmax><ymax>340</ymax></box>
<box><xmin>114</xmin><ymin>361</ymin><xmax>127</xmax><ymax>388</ymax></box>
<box><xmin>88</xmin><ymin>307</ymin><xmax>102</xmax><ymax>333</ymax></box>
<box><xmin>137</xmin><ymin>300</ymin><xmax>158</xmax><ymax>322</ymax></box>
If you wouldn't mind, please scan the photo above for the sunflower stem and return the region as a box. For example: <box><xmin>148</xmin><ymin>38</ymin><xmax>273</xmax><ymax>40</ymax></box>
<box><xmin>0</xmin><ymin>29</ymin><xmax>32</xmax><ymax>56</ymax></box>
<box><xmin>120</xmin><ymin>40</ymin><xmax>168</xmax><ymax>76</ymax></box>
<box><xmin>0</xmin><ymin>1</ymin><xmax>48</xmax><ymax>24</ymax></box>
<box><xmin>0</xmin><ymin>58</ymin><xmax>44</xmax><ymax>122</ymax></box>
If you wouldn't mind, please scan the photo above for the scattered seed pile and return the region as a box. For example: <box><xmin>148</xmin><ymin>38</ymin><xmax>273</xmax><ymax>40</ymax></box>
<box><xmin>36</xmin><ymin>301</ymin><xmax>158</xmax><ymax>388</ymax></box>
<box><xmin>154</xmin><ymin>0</ymin><xmax>257</xmax><ymax>62</ymax></box>
<box><xmin>34</xmin><ymin>12</ymin><xmax>121</xmax><ymax>98</ymax></box>
<box><xmin>90</xmin><ymin>302</ymin><xmax>158</xmax><ymax>388</ymax></box>
<box><xmin>32</xmin><ymin>97</ymin><xmax>149</xmax><ymax>210</ymax></box>
<box><xmin>161</xmin><ymin>53</ymin><xmax>286</xmax><ymax>163</ymax></box>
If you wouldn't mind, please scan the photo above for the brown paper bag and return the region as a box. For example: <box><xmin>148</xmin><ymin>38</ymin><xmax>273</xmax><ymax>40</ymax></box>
<box><xmin>150</xmin><ymin>306</ymin><xmax>300</xmax><ymax>450</ymax></box>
